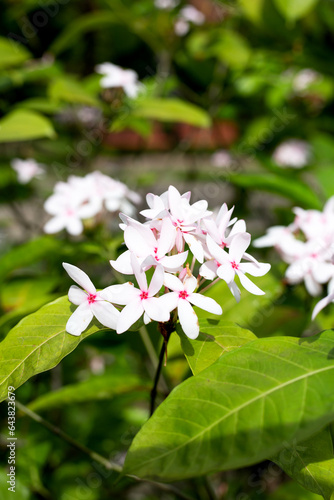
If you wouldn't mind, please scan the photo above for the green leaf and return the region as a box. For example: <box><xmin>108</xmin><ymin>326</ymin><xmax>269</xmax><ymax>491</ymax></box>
<box><xmin>49</xmin><ymin>11</ymin><xmax>117</xmax><ymax>55</ymax></box>
<box><xmin>48</xmin><ymin>78</ymin><xmax>99</xmax><ymax>107</ymax></box>
<box><xmin>0</xmin><ymin>296</ymin><xmax>107</xmax><ymax>403</ymax></box>
<box><xmin>124</xmin><ymin>332</ymin><xmax>334</xmax><ymax>481</ymax></box>
<box><xmin>0</xmin><ymin>237</ymin><xmax>62</xmax><ymax>282</ymax></box>
<box><xmin>228</xmin><ymin>173</ymin><xmax>322</xmax><ymax>209</ymax></box>
<box><xmin>177</xmin><ymin>319</ymin><xmax>256</xmax><ymax>375</ymax></box>
<box><xmin>0</xmin><ymin>109</ymin><xmax>56</xmax><ymax>143</ymax></box>
<box><xmin>274</xmin><ymin>0</ymin><xmax>319</xmax><ymax>21</ymax></box>
<box><xmin>238</xmin><ymin>0</ymin><xmax>265</xmax><ymax>23</ymax></box>
<box><xmin>0</xmin><ymin>37</ymin><xmax>31</xmax><ymax>70</ymax></box>
<box><xmin>196</xmin><ymin>272</ymin><xmax>282</xmax><ymax>331</ymax></box>
<box><xmin>271</xmin><ymin>481</ymin><xmax>322</xmax><ymax>500</ymax></box>
<box><xmin>133</xmin><ymin>98</ymin><xmax>211</xmax><ymax>128</ymax></box>
<box><xmin>27</xmin><ymin>373</ymin><xmax>149</xmax><ymax>412</ymax></box>
<box><xmin>273</xmin><ymin>426</ymin><xmax>334</xmax><ymax>500</ymax></box>
<box><xmin>17</xmin><ymin>97</ymin><xmax>63</xmax><ymax>114</ymax></box>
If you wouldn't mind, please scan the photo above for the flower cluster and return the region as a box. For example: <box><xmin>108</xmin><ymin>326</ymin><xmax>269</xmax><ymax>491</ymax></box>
<box><xmin>11</xmin><ymin>158</ymin><xmax>45</xmax><ymax>184</ymax></box>
<box><xmin>174</xmin><ymin>5</ymin><xmax>205</xmax><ymax>36</ymax></box>
<box><xmin>63</xmin><ymin>185</ymin><xmax>270</xmax><ymax>339</ymax></box>
<box><xmin>272</xmin><ymin>139</ymin><xmax>311</xmax><ymax>169</ymax></box>
<box><xmin>44</xmin><ymin>171</ymin><xmax>141</xmax><ymax>236</ymax></box>
<box><xmin>254</xmin><ymin>197</ymin><xmax>334</xmax><ymax>318</ymax></box>
<box><xmin>95</xmin><ymin>62</ymin><xmax>143</xmax><ymax>99</ymax></box>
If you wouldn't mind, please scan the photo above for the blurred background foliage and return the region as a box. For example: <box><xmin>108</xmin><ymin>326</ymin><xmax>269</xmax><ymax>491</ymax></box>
<box><xmin>0</xmin><ymin>0</ymin><xmax>334</xmax><ymax>498</ymax></box>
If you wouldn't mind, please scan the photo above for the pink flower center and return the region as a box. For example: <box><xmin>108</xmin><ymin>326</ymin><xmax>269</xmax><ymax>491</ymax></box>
<box><xmin>221</xmin><ymin>241</ymin><xmax>227</xmax><ymax>248</ymax></box>
<box><xmin>310</xmin><ymin>253</ymin><xmax>318</xmax><ymax>259</ymax></box>
<box><xmin>140</xmin><ymin>291</ymin><xmax>149</xmax><ymax>300</ymax></box>
<box><xmin>231</xmin><ymin>261</ymin><xmax>239</xmax><ymax>270</ymax></box>
<box><xmin>87</xmin><ymin>294</ymin><xmax>97</xmax><ymax>304</ymax></box>
<box><xmin>179</xmin><ymin>290</ymin><xmax>189</xmax><ymax>299</ymax></box>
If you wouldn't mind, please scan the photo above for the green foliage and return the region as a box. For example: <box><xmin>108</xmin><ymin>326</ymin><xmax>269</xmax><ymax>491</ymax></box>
<box><xmin>124</xmin><ymin>332</ymin><xmax>334</xmax><ymax>481</ymax></box>
<box><xmin>273</xmin><ymin>0</ymin><xmax>319</xmax><ymax>21</ymax></box>
<box><xmin>133</xmin><ymin>98</ymin><xmax>211</xmax><ymax>127</ymax></box>
<box><xmin>177</xmin><ymin>318</ymin><xmax>256</xmax><ymax>375</ymax></box>
<box><xmin>273</xmin><ymin>426</ymin><xmax>334</xmax><ymax>499</ymax></box>
<box><xmin>0</xmin><ymin>110</ymin><xmax>56</xmax><ymax>143</ymax></box>
<box><xmin>0</xmin><ymin>37</ymin><xmax>31</xmax><ymax>70</ymax></box>
<box><xmin>0</xmin><ymin>297</ymin><xmax>107</xmax><ymax>403</ymax></box>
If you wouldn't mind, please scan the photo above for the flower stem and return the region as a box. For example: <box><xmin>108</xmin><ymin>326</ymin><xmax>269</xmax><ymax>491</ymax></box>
<box><xmin>199</xmin><ymin>277</ymin><xmax>220</xmax><ymax>295</ymax></box>
<box><xmin>150</xmin><ymin>337</ymin><xmax>168</xmax><ymax>416</ymax></box>
<box><xmin>15</xmin><ymin>399</ymin><xmax>122</xmax><ymax>472</ymax></box>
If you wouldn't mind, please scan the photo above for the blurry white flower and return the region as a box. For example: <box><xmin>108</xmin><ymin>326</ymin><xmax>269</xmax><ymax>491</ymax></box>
<box><xmin>211</xmin><ymin>150</ymin><xmax>233</xmax><ymax>168</ymax></box>
<box><xmin>272</xmin><ymin>139</ymin><xmax>311</xmax><ymax>168</ymax></box>
<box><xmin>154</xmin><ymin>0</ymin><xmax>179</xmax><ymax>9</ymax></box>
<box><xmin>11</xmin><ymin>158</ymin><xmax>45</xmax><ymax>184</ymax></box>
<box><xmin>95</xmin><ymin>62</ymin><xmax>143</xmax><ymax>98</ymax></box>
<box><xmin>293</xmin><ymin>69</ymin><xmax>320</xmax><ymax>93</ymax></box>
<box><xmin>175</xmin><ymin>5</ymin><xmax>205</xmax><ymax>36</ymax></box>
<box><xmin>44</xmin><ymin>171</ymin><xmax>140</xmax><ymax>235</ymax></box>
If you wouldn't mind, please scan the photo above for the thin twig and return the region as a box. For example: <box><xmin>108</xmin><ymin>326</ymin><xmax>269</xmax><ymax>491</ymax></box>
<box><xmin>15</xmin><ymin>400</ymin><xmax>122</xmax><ymax>472</ymax></box>
<box><xmin>139</xmin><ymin>326</ymin><xmax>168</xmax><ymax>392</ymax></box>
<box><xmin>199</xmin><ymin>277</ymin><xmax>220</xmax><ymax>295</ymax></box>
<box><xmin>150</xmin><ymin>339</ymin><xmax>168</xmax><ymax>416</ymax></box>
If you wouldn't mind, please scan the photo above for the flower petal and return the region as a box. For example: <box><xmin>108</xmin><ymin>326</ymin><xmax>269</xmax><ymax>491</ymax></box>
<box><xmin>157</xmin><ymin>218</ymin><xmax>176</xmax><ymax>256</ymax></box>
<box><xmin>188</xmin><ymin>293</ymin><xmax>222</xmax><ymax>315</ymax></box>
<box><xmin>68</xmin><ymin>285</ymin><xmax>87</xmax><ymax>305</ymax></box>
<box><xmin>131</xmin><ymin>253</ymin><xmax>147</xmax><ymax>291</ymax></box>
<box><xmin>199</xmin><ymin>260</ymin><xmax>218</xmax><ymax>280</ymax></box>
<box><xmin>159</xmin><ymin>251</ymin><xmax>188</xmax><ymax>272</ymax></box>
<box><xmin>312</xmin><ymin>293</ymin><xmax>334</xmax><ymax>320</ymax></box>
<box><xmin>63</xmin><ymin>263</ymin><xmax>96</xmax><ymax>294</ymax></box>
<box><xmin>229</xmin><ymin>232</ymin><xmax>251</xmax><ymax>263</ymax></box>
<box><xmin>183</xmin><ymin>233</ymin><xmax>204</xmax><ymax>263</ymax></box>
<box><xmin>117</xmin><ymin>299</ymin><xmax>143</xmax><ymax>334</ymax></box>
<box><xmin>184</xmin><ymin>275</ymin><xmax>198</xmax><ymax>293</ymax></box>
<box><xmin>159</xmin><ymin>292</ymin><xmax>179</xmax><ymax>312</ymax></box>
<box><xmin>148</xmin><ymin>265</ymin><xmax>164</xmax><ymax>296</ymax></box>
<box><xmin>98</xmin><ymin>283</ymin><xmax>138</xmax><ymax>304</ymax></box>
<box><xmin>168</xmin><ymin>185</ymin><xmax>184</xmax><ymax>220</ymax></box>
<box><xmin>206</xmin><ymin>235</ymin><xmax>229</xmax><ymax>264</ymax></box>
<box><xmin>237</xmin><ymin>271</ymin><xmax>265</xmax><ymax>295</ymax></box>
<box><xmin>164</xmin><ymin>272</ymin><xmax>184</xmax><ymax>292</ymax></box>
<box><xmin>124</xmin><ymin>224</ymin><xmax>155</xmax><ymax>256</ymax></box>
<box><xmin>178</xmin><ymin>299</ymin><xmax>199</xmax><ymax>339</ymax></box>
<box><xmin>91</xmin><ymin>301</ymin><xmax>119</xmax><ymax>330</ymax></box>
<box><xmin>217</xmin><ymin>264</ymin><xmax>235</xmax><ymax>283</ymax></box>
<box><xmin>238</xmin><ymin>262</ymin><xmax>271</xmax><ymax>277</ymax></box>
<box><xmin>143</xmin><ymin>297</ymin><xmax>170</xmax><ymax>322</ymax></box>
<box><xmin>66</xmin><ymin>302</ymin><xmax>93</xmax><ymax>336</ymax></box>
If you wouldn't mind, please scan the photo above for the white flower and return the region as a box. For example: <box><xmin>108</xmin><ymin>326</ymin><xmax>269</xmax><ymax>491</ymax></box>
<box><xmin>154</xmin><ymin>0</ymin><xmax>179</xmax><ymax>9</ymax></box>
<box><xmin>11</xmin><ymin>158</ymin><xmax>45</xmax><ymax>184</ymax></box>
<box><xmin>204</xmin><ymin>233</ymin><xmax>270</xmax><ymax>297</ymax></box>
<box><xmin>272</xmin><ymin>139</ymin><xmax>311</xmax><ymax>168</ymax></box>
<box><xmin>63</xmin><ymin>263</ymin><xmax>120</xmax><ymax>336</ymax></box>
<box><xmin>95</xmin><ymin>62</ymin><xmax>143</xmax><ymax>98</ymax></box>
<box><xmin>161</xmin><ymin>273</ymin><xmax>222</xmax><ymax>339</ymax></box>
<box><xmin>293</xmin><ymin>69</ymin><xmax>320</xmax><ymax>93</ymax></box>
<box><xmin>174</xmin><ymin>5</ymin><xmax>205</xmax><ymax>36</ymax></box>
<box><xmin>111</xmin><ymin>218</ymin><xmax>188</xmax><ymax>274</ymax></box>
<box><xmin>111</xmin><ymin>255</ymin><xmax>169</xmax><ymax>333</ymax></box>
<box><xmin>211</xmin><ymin>150</ymin><xmax>233</xmax><ymax>169</ymax></box>
<box><xmin>312</xmin><ymin>290</ymin><xmax>334</xmax><ymax>320</ymax></box>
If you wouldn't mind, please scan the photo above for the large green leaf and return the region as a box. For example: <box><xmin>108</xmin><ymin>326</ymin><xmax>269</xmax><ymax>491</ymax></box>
<box><xmin>28</xmin><ymin>373</ymin><xmax>149</xmax><ymax>412</ymax></box>
<box><xmin>133</xmin><ymin>98</ymin><xmax>211</xmax><ymax>128</ymax></box>
<box><xmin>273</xmin><ymin>426</ymin><xmax>334</xmax><ymax>500</ymax></box>
<box><xmin>274</xmin><ymin>0</ymin><xmax>319</xmax><ymax>21</ymax></box>
<box><xmin>227</xmin><ymin>173</ymin><xmax>322</xmax><ymax>209</ymax></box>
<box><xmin>0</xmin><ymin>297</ymin><xmax>107</xmax><ymax>403</ymax></box>
<box><xmin>238</xmin><ymin>0</ymin><xmax>265</xmax><ymax>23</ymax></box>
<box><xmin>124</xmin><ymin>332</ymin><xmax>334</xmax><ymax>481</ymax></box>
<box><xmin>271</xmin><ymin>481</ymin><xmax>322</xmax><ymax>500</ymax></box>
<box><xmin>0</xmin><ymin>37</ymin><xmax>31</xmax><ymax>70</ymax></box>
<box><xmin>177</xmin><ymin>319</ymin><xmax>256</xmax><ymax>375</ymax></box>
<box><xmin>0</xmin><ymin>110</ymin><xmax>56</xmax><ymax>143</ymax></box>
<box><xmin>49</xmin><ymin>78</ymin><xmax>99</xmax><ymax>107</ymax></box>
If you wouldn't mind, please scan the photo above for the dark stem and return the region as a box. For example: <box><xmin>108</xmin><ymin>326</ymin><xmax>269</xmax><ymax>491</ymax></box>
<box><xmin>150</xmin><ymin>338</ymin><xmax>168</xmax><ymax>416</ymax></box>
